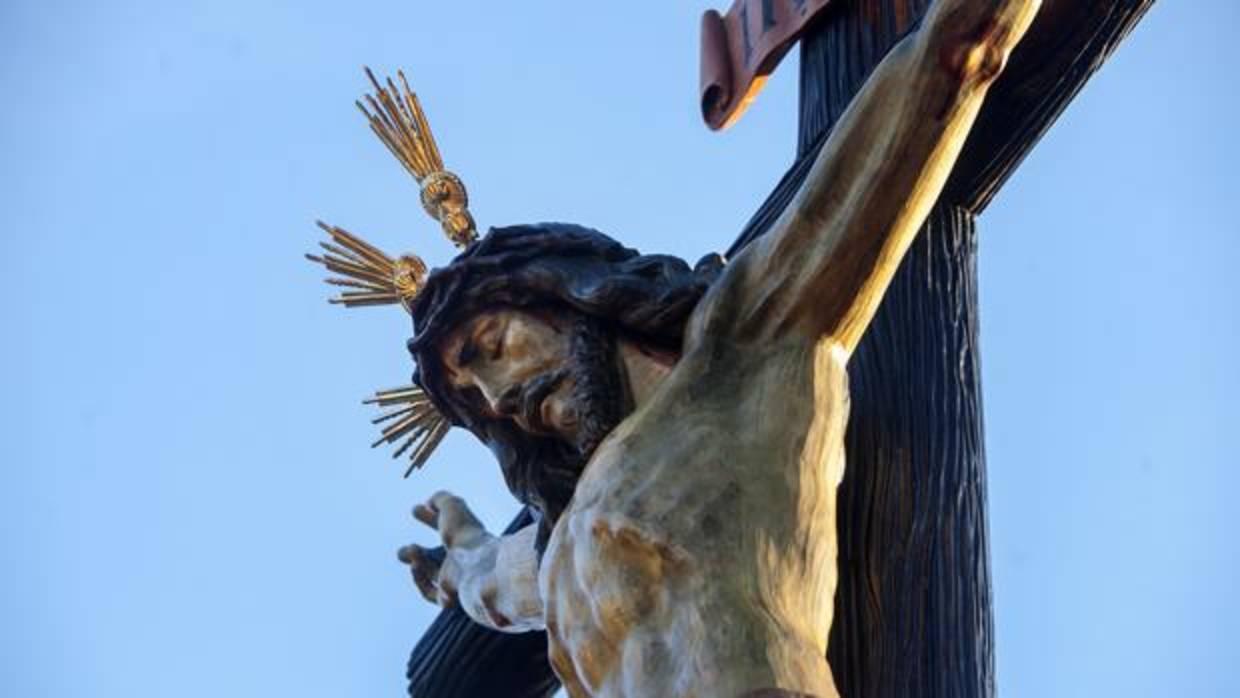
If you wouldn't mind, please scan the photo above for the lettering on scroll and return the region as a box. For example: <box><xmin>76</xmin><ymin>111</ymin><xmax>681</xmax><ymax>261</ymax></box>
<box><xmin>699</xmin><ymin>0</ymin><xmax>834</xmax><ymax>130</ymax></box>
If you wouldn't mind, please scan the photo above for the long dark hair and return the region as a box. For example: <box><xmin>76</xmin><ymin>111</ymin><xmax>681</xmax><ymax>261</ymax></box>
<box><xmin>407</xmin><ymin>223</ymin><xmax>722</xmax><ymax>543</ymax></box>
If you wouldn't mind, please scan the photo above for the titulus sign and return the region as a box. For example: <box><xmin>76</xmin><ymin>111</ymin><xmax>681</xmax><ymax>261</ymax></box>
<box><xmin>699</xmin><ymin>0</ymin><xmax>835</xmax><ymax>130</ymax></box>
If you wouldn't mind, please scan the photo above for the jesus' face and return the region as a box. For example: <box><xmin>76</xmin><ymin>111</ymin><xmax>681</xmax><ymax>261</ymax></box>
<box><xmin>438</xmin><ymin>307</ymin><xmax>624</xmax><ymax>459</ymax></box>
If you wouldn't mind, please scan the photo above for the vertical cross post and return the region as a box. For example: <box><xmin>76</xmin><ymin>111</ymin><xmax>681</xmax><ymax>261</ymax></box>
<box><xmin>400</xmin><ymin>3</ymin><xmax>1156</xmax><ymax>696</ymax></box>
<box><xmin>730</xmin><ymin>2</ymin><xmax>1155</xmax><ymax>695</ymax></box>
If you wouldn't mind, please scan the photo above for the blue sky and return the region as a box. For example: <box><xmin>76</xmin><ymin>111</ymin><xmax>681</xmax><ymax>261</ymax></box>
<box><xmin>3</xmin><ymin>1</ymin><xmax>1236</xmax><ymax>696</ymax></box>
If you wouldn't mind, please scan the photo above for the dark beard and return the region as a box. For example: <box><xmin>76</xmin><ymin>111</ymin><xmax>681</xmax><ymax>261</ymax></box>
<box><xmin>564</xmin><ymin>315</ymin><xmax>625</xmax><ymax>458</ymax></box>
<box><xmin>525</xmin><ymin>315</ymin><xmax>625</xmax><ymax>552</ymax></box>
<box><xmin>441</xmin><ymin>313</ymin><xmax>628</xmax><ymax>555</ymax></box>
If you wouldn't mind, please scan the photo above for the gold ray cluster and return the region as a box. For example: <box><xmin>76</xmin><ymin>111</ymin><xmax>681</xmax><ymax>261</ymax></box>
<box><xmin>357</xmin><ymin>68</ymin><xmax>478</xmax><ymax>248</ymax></box>
<box><xmin>307</xmin><ymin>67</ymin><xmax>481</xmax><ymax>474</ymax></box>
<box><xmin>305</xmin><ymin>221</ymin><xmax>428</xmax><ymax>308</ymax></box>
<box><xmin>366</xmin><ymin>385</ymin><xmax>450</xmax><ymax>476</ymax></box>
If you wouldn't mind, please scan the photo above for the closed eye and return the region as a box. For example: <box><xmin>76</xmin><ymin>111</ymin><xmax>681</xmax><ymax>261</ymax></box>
<box><xmin>476</xmin><ymin>320</ymin><xmax>505</xmax><ymax>361</ymax></box>
<box><xmin>457</xmin><ymin>340</ymin><xmax>479</xmax><ymax>368</ymax></box>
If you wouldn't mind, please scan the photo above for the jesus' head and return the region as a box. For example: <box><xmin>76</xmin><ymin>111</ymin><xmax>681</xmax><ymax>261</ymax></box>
<box><xmin>406</xmin><ymin>223</ymin><xmax>722</xmax><ymax>547</ymax></box>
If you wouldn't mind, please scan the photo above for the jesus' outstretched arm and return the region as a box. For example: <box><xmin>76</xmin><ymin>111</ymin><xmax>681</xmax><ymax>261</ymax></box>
<box><xmin>692</xmin><ymin>0</ymin><xmax>1040</xmax><ymax>354</ymax></box>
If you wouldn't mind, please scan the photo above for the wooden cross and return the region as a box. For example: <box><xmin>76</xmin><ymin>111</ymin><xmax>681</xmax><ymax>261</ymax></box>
<box><xmin>402</xmin><ymin>2</ymin><xmax>1155</xmax><ymax>697</ymax></box>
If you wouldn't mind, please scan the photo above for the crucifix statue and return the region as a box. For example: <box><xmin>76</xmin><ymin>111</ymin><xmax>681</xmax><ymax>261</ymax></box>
<box><xmin>308</xmin><ymin>0</ymin><xmax>1154</xmax><ymax>696</ymax></box>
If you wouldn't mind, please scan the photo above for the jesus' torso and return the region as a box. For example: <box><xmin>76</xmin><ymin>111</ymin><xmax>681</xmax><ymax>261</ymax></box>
<box><xmin>540</xmin><ymin>334</ymin><xmax>849</xmax><ymax>698</ymax></box>
<box><xmin>526</xmin><ymin>4</ymin><xmax>1040</xmax><ymax>690</ymax></box>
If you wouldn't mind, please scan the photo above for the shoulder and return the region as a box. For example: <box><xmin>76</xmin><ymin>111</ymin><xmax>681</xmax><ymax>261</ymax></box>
<box><xmin>683</xmin><ymin>234</ymin><xmax>812</xmax><ymax>351</ymax></box>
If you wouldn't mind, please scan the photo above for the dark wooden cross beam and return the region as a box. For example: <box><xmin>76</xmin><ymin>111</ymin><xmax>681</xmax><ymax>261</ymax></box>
<box><xmin>402</xmin><ymin>2</ymin><xmax>1155</xmax><ymax>696</ymax></box>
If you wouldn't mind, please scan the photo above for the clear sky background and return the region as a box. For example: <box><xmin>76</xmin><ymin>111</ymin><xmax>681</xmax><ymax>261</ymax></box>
<box><xmin>3</xmin><ymin>1</ymin><xmax>1236</xmax><ymax>696</ymax></box>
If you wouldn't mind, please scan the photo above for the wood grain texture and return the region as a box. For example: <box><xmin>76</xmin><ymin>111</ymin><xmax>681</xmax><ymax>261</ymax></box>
<box><xmin>735</xmin><ymin>2</ymin><xmax>1155</xmax><ymax>697</ymax></box>
<box><xmin>829</xmin><ymin>203</ymin><xmax>990</xmax><ymax>697</ymax></box>
<box><xmin>400</xmin><ymin>2</ymin><xmax>1154</xmax><ymax>696</ymax></box>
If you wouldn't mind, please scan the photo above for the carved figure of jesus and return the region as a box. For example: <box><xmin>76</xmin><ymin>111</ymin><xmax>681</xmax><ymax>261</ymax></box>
<box><xmin>396</xmin><ymin>1</ymin><xmax>1039</xmax><ymax>695</ymax></box>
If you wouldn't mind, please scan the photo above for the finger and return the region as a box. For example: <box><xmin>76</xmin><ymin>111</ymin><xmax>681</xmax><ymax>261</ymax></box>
<box><xmin>396</xmin><ymin>544</ymin><xmax>421</xmax><ymax>565</ymax></box>
<box><xmin>412</xmin><ymin>503</ymin><xmax>438</xmax><ymax>529</ymax></box>
<box><xmin>397</xmin><ymin>544</ymin><xmax>441</xmax><ymax>605</ymax></box>
<box><xmin>412</xmin><ymin>565</ymin><xmax>439</xmax><ymax>605</ymax></box>
<box><xmin>398</xmin><ymin>543</ymin><xmax>445</xmax><ymax>570</ymax></box>
<box><xmin>427</xmin><ymin>490</ymin><xmax>456</xmax><ymax>512</ymax></box>
<box><xmin>430</xmin><ymin>492</ymin><xmax>485</xmax><ymax>547</ymax></box>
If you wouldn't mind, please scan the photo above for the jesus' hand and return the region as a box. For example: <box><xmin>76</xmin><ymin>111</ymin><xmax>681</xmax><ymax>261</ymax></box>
<box><xmin>397</xmin><ymin>491</ymin><xmax>492</xmax><ymax>606</ymax></box>
<box><xmin>398</xmin><ymin>491</ymin><xmax>545</xmax><ymax>633</ymax></box>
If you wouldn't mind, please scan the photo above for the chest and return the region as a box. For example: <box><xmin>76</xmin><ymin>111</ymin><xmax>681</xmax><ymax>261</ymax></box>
<box><xmin>536</xmin><ymin>338</ymin><xmax>850</xmax><ymax>695</ymax></box>
<box><xmin>541</xmin><ymin>337</ymin><xmax>851</xmax><ymax>607</ymax></box>
<box><xmin>571</xmin><ymin>337</ymin><xmax>848</xmax><ymax>524</ymax></box>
